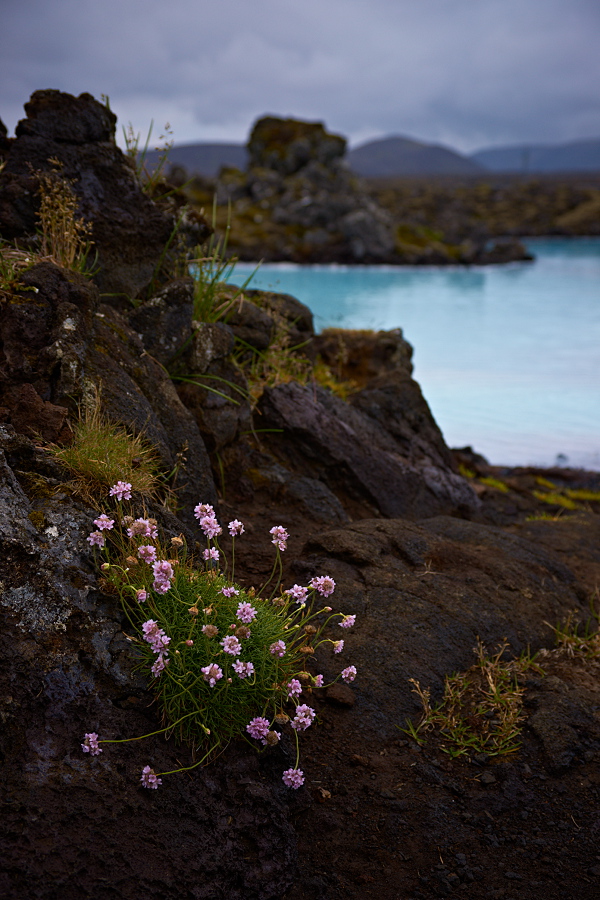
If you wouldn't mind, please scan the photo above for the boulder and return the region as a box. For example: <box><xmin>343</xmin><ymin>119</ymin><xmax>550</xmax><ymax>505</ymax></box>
<box><xmin>248</xmin><ymin>117</ymin><xmax>346</xmax><ymax>177</ymax></box>
<box><xmin>258</xmin><ymin>379</ymin><xmax>478</xmax><ymax>520</ymax></box>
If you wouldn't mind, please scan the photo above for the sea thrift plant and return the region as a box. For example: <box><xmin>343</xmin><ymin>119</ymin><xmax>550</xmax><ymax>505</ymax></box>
<box><xmin>82</xmin><ymin>484</ymin><xmax>358</xmax><ymax>789</ymax></box>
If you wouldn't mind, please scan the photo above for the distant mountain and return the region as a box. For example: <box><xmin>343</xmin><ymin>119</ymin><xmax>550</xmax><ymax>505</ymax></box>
<box><xmin>145</xmin><ymin>142</ymin><xmax>247</xmax><ymax>177</ymax></box>
<box><xmin>471</xmin><ymin>139</ymin><xmax>600</xmax><ymax>173</ymax></box>
<box><xmin>347</xmin><ymin>136</ymin><xmax>485</xmax><ymax>176</ymax></box>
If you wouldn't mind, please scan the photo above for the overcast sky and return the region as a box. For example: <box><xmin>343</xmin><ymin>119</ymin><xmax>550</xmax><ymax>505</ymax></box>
<box><xmin>1</xmin><ymin>0</ymin><xmax>599</xmax><ymax>153</ymax></box>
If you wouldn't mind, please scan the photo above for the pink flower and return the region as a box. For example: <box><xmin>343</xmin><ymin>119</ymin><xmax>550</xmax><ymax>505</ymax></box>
<box><xmin>282</xmin><ymin>768</ymin><xmax>304</xmax><ymax>789</ymax></box>
<box><xmin>194</xmin><ymin>502</ymin><xmax>215</xmax><ymax>521</ymax></box>
<box><xmin>246</xmin><ymin>717</ymin><xmax>270</xmax><ymax>741</ymax></box>
<box><xmin>203</xmin><ymin>547</ymin><xmax>220</xmax><ymax>562</ymax></box>
<box><xmin>314</xmin><ymin>674</ymin><xmax>324</xmax><ymax>687</ymax></box>
<box><xmin>140</xmin><ymin>765</ymin><xmax>162</xmax><ymax>789</ymax></box>
<box><xmin>109</xmin><ymin>481</ymin><xmax>132</xmax><ymax>501</ymax></box>
<box><xmin>127</xmin><ymin>518</ymin><xmax>158</xmax><ymax>539</ymax></box>
<box><xmin>310</xmin><ymin>575</ymin><xmax>336</xmax><ymax>597</ymax></box>
<box><xmin>152</xmin><ymin>559</ymin><xmax>174</xmax><ymax>594</ymax></box>
<box><xmin>228</xmin><ymin>519</ymin><xmax>245</xmax><ymax>536</ymax></box>
<box><xmin>285</xmin><ymin>584</ymin><xmax>308</xmax><ymax>602</ymax></box>
<box><xmin>138</xmin><ymin>544</ymin><xmax>157</xmax><ymax>564</ymax></box>
<box><xmin>269</xmin><ymin>525</ymin><xmax>289</xmax><ymax>551</ymax></box>
<box><xmin>221</xmin><ymin>635</ymin><xmax>242</xmax><ymax>656</ymax></box>
<box><xmin>200</xmin><ymin>515</ymin><xmax>222</xmax><ymax>539</ymax></box>
<box><xmin>151</xmin><ymin>655</ymin><xmax>168</xmax><ymax>677</ymax></box>
<box><xmin>142</xmin><ymin>620</ymin><xmax>171</xmax><ymax>654</ymax></box>
<box><xmin>201</xmin><ymin>663</ymin><xmax>223</xmax><ymax>687</ymax></box>
<box><xmin>220</xmin><ymin>586</ymin><xmax>239</xmax><ymax>598</ymax></box>
<box><xmin>93</xmin><ymin>514</ymin><xmax>114</xmax><ymax>531</ymax></box>
<box><xmin>341</xmin><ymin>666</ymin><xmax>357</xmax><ymax>683</ymax></box>
<box><xmin>81</xmin><ymin>732</ymin><xmax>102</xmax><ymax>756</ymax></box>
<box><xmin>269</xmin><ymin>640</ymin><xmax>286</xmax><ymax>657</ymax></box>
<box><xmin>233</xmin><ymin>660</ymin><xmax>255</xmax><ymax>679</ymax></box>
<box><xmin>87</xmin><ymin>531</ymin><xmax>105</xmax><ymax>548</ymax></box>
<box><xmin>154</xmin><ymin>580</ymin><xmax>171</xmax><ymax>595</ymax></box>
<box><xmin>236</xmin><ymin>602</ymin><xmax>257</xmax><ymax>624</ymax></box>
<box><xmin>152</xmin><ymin>560</ymin><xmax>174</xmax><ymax>581</ymax></box>
<box><xmin>287</xmin><ymin>679</ymin><xmax>302</xmax><ymax>699</ymax></box>
<box><xmin>332</xmin><ymin>640</ymin><xmax>344</xmax><ymax>654</ymax></box>
<box><xmin>135</xmin><ymin>589</ymin><xmax>148</xmax><ymax>603</ymax></box>
<box><xmin>291</xmin><ymin>704</ymin><xmax>315</xmax><ymax>731</ymax></box>
<box><xmin>339</xmin><ymin>614</ymin><xmax>356</xmax><ymax>629</ymax></box>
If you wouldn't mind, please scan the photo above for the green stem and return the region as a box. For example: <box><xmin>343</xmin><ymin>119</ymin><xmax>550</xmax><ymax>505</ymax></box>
<box><xmin>157</xmin><ymin>742</ymin><xmax>220</xmax><ymax>777</ymax></box>
<box><xmin>98</xmin><ymin>709</ymin><xmax>202</xmax><ymax>745</ymax></box>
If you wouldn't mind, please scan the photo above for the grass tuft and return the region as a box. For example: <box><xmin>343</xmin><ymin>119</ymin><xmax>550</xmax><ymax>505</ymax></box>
<box><xmin>402</xmin><ymin>639</ymin><xmax>543</xmax><ymax>759</ymax></box>
<box><xmin>36</xmin><ymin>162</ymin><xmax>96</xmax><ymax>275</ymax></box>
<box><xmin>49</xmin><ymin>394</ymin><xmax>160</xmax><ymax>503</ymax></box>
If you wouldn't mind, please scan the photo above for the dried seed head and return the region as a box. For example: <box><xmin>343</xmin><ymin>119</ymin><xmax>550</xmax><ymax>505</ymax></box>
<box><xmin>304</xmin><ymin>625</ymin><xmax>317</xmax><ymax>635</ymax></box>
<box><xmin>272</xmin><ymin>597</ymin><xmax>286</xmax><ymax>607</ymax></box>
<box><xmin>125</xmin><ymin>556</ymin><xmax>138</xmax><ymax>567</ymax></box>
<box><xmin>203</xmin><ymin>606</ymin><xmax>213</xmax><ymax>615</ymax></box>
<box><xmin>122</xmin><ymin>516</ymin><xmax>134</xmax><ymax>526</ymax></box>
<box><xmin>235</xmin><ymin>625</ymin><xmax>251</xmax><ymax>639</ymax></box>
<box><xmin>171</xmin><ymin>536</ymin><xmax>184</xmax><ymax>548</ymax></box>
<box><xmin>188</xmin><ymin>606</ymin><xmax>199</xmax><ymax>616</ymax></box>
<box><xmin>246</xmin><ymin>587</ymin><xmax>256</xmax><ymax>598</ymax></box>
<box><xmin>265</xmin><ymin>731</ymin><xmax>280</xmax><ymax>746</ymax></box>
<box><xmin>298</xmin><ymin>672</ymin><xmax>310</xmax><ymax>683</ymax></box>
<box><xmin>202</xmin><ymin>624</ymin><xmax>218</xmax><ymax>638</ymax></box>
<box><xmin>274</xmin><ymin>713</ymin><xmax>290</xmax><ymax>725</ymax></box>
<box><xmin>299</xmin><ymin>646</ymin><xmax>314</xmax><ymax>654</ymax></box>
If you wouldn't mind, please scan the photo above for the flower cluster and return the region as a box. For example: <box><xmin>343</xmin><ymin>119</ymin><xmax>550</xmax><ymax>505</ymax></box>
<box><xmin>81</xmin><ymin>487</ymin><xmax>359</xmax><ymax>792</ymax></box>
<box><xmin>81</xmin><ymin>732</ymin><xmax>102</xmax><ymax>756</ymax></box>
<box><xmin>269</xmin><ymin>525</ymin><xmax>289</xmax><ymax>551</ymax></box>
<box><xmin>109</xmin><ymin>481</ymin><xmax>132</xmax><ymax>501</ymax></box>
<box><xmin>291</xmin><ymin>704</ymin><xmax>316</xmax><ymax>731</ymax></box>
<box><xmin>140</xmin><ymin>766</ymin><xmax>162</xmax><ymax>789</ymax></box>
<box><xmin>142</xmin><ymin>619</ymin><xmax>171</xmax><ymax>677</ymax></box>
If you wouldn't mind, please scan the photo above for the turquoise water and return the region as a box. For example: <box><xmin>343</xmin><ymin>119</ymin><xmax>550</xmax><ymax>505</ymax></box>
<box><xmin>232</xmin><ymin>239</ymin><xmax>600</xmax><ymax>469</ymax></box>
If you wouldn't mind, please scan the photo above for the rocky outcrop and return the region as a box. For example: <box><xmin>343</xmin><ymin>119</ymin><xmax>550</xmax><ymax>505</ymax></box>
<box><xmin>216</xmin><ymin>116</ymin><xmax>398</xmax><ymax>264</ymax></box>
<box><xmin>0</xmin><ymin>90</ymin><xmax>209</xmax><ymax>300</ymax></box>
<box><xmin>0</xmin><ymin>261</ymin><xmax>217</xmax><ymax>522</ymax></box>
<box><xmin>293</xmin><ymin>514</ymin><xmax>589</xmax><ymax>729</ymax></box>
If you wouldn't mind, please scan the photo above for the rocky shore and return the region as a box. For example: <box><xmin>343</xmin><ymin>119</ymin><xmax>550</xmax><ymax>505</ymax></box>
<box><xmin>2</xmin><ymin>91</ymin><xmax>600</xmax><ymax>900</ymax></box>
<box><xmin>183</xmin><ymin>116</ymin><xmax>532</xmax><ymax>266</ymax></box>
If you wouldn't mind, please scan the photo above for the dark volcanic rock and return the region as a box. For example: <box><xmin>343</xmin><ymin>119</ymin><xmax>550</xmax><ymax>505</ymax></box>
<box><xmin>127</xmin><ymin>277</ymin><xmax>195</xmax><ymax>366</ymax></box>
<box><xmin>0</xmin><ymin>90</ymin><xmax>175</xmax><ymax>299</ymax></box>
<box><xmin>0</xmin><ymin>261</ymin><xmax>217</xmax><ymax>522</ymax></box>
<box><xmin>0</xmin><ymin>426</ymin><xmax>296</xmax><ymax>900</ymax></box>
<box><xmin>248</xmin><ymin>116</ymin><xmax>347</xmax><ymax>176</ymax></box>
<box><xmin>314</xmin><ymin>327</ymin><xmax>414</xmax><ymax>386</ymax></box>
<box><xmin>219</xmin><ymin>115</ymin><xmax>397</xmax><ymax>264</ymax></box>
<box><xmin>294</xmin><ymin>515</ymin><xmax>591</xmax><ymax>732</ymax></box>
<box><xmin>258</xmin><ymin>380</ymin><xmax>478</xmax><ymax>520</ymax></box>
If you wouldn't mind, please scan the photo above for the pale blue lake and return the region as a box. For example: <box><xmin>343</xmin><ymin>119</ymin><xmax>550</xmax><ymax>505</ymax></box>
<box><xmin>233</xmin><ymin>239</ymin><xmax>600</xmax><ymax>470</ymax></box>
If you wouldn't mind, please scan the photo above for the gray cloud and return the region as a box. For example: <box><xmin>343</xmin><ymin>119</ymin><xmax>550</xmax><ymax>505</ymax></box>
<box><xmin>1</xmin><ymin>0</ymin><xmax>599</xmax><ymax>152</ymax></box>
